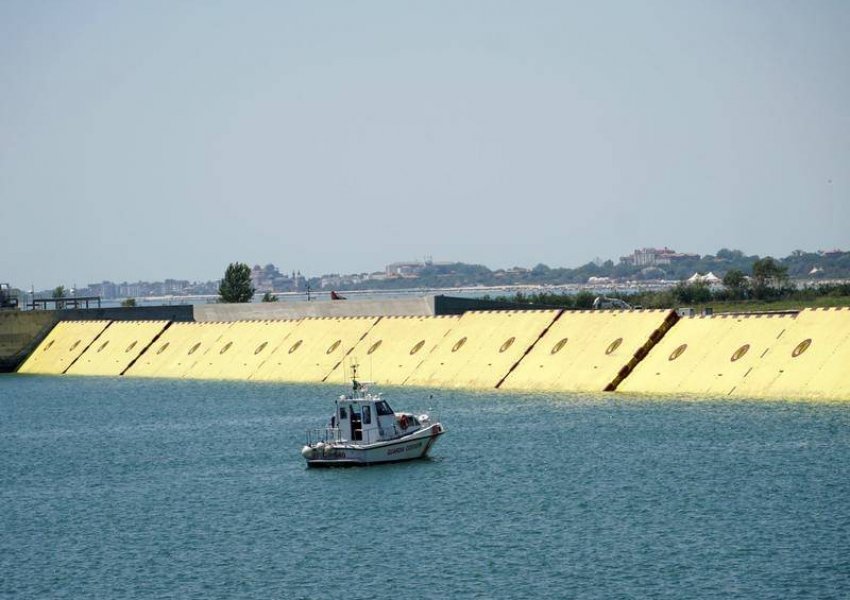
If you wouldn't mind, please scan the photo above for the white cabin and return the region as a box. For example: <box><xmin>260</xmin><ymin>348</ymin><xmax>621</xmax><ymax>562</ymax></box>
<box><xmin>333</xmin><ymin>391</ymin><xmax>423</xmax><ymax>444</ymax></box>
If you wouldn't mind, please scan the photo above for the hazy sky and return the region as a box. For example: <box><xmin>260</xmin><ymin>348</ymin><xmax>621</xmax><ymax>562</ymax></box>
<box><xmin>1</xmin><ymin>1</ymin><xmax>848</xmax><ymax>288</ymax></box>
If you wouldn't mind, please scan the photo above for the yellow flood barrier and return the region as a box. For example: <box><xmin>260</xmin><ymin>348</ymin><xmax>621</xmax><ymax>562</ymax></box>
<box><xmin>328</xmin><ymin>316</ymin><xmax>459</xmax><ymax>386</ymax></box>
<box><xmin>125</xmin><ymin>322</ymin><xmax>233</xmax><ymax>379</ymax></box>
<box><xmin>501</xmin><ymin>309</ymin><xmax>678</xmax><ymax>392</ymax></box>
<box><xmin>17</xmin><ymin>320</ymin><xmax>111</xmax><ymax>375</ymax></box>
<box><xmin>250</xmin><ymin>317</ymin><xmax>379</xmax><ymax>383</ymax></box>
<box><xmin>66</xmin><ymin>321</ymin><xmax>170</xmax><ymax>376</ymax></box>
<box><xmin>618</xmin><ymin>313</ymin><xmax>797</xmax><ymax>396</ymax></box>
<box><xmin>730</xmin><ymin>308</ymin><xmax>850</xmax><ymax>400</ymax></box>
<box><xmin>183</xmin><ymin>320</ymin><xmax>299</xmax><ymax>380</ymax></box>
<box><xmin>403</xmin><ymin>310</ymin><xmax>561</xmax><ymax>389</ymax></box>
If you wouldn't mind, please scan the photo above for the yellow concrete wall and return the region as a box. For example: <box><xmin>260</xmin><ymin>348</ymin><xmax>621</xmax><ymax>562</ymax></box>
<box><xmin>501</xmin><ymin>310</ymin><xmax>677</xmax><ymax>392</ymax></box>
<box><xmin>182</xmin><ymin>320</ymin><xmax>299</xmax><ymax>380</ymax></box>
<box><xmin>250</xmin><ymin>317</ymin><xmax>379</xmax><ymax>383</ymax></box>
<box><xmin>18</xmin><ymin>307</ymin><xmax>850</xmax><ymax>400</ymax></box>
<box><xmin>803</xmin><ymin>309</ymin><xmax>850</xmax><ymax>399</ymax></box>
<box><xmin>326</xmin><ymin>316</ymin><xmax>459</xmax><ymax>386</ymax></box>
<box><xmin>730</xmin><ymin>308</ymin><xmax>850</xmax><ymax>400</ymax></box>
<box><xmin>17</xmin><ymin>320</ymin><xmax>111</xmax><ymax>375</ymax></box>
<box><xmin>404</xmin><ymin>310</ymin><xmax>561</xmax><ymax>389</ymax></box>
<box><xmin>66</xmin><ymin>321</ymin><xmax>170</xmax><ymax>376</ymax></box>
<box><xmin>125</xmin><ymin>322</ymin><xmax>233</xmax><ymax>378</ymax></box>
<box><xmin>618</xmin><ymin>313</ymin><xmax>797</xmax><ymax>396</ymax></box>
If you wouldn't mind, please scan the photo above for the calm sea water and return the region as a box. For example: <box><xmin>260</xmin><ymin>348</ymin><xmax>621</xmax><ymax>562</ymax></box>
<box><xmin>1</xmin><ymin>375</ymin><xmax>848</xmax><ymax>599</ymax></box>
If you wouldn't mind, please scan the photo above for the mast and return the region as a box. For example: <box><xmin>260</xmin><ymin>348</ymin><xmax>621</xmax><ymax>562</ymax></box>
<box><xmin>351</xmin><ymin>363</ymin><xmax>360</xmax><ymax>393</ymax></box>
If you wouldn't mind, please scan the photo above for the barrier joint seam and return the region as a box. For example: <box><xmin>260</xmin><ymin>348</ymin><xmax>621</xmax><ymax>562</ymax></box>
<box><xmin>121</xmin><ymin>321</ymin><xmax>173</xmax><ymax>376</ymax></box>
<box><xmin>495</xmin><ymin>309</ymin><xmax>565</xmax><ymax>389</ymax></box>
<box><xmin>62</xmin><ymin>321</ymin><xmax>114</xmax><ymax>375</ymax></box>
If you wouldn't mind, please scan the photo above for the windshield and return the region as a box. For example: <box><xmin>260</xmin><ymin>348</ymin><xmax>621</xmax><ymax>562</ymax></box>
<box><xmin>375</xmin><ymin>400</ymin><xmax>394</xmax><ymax>416</ymax></box>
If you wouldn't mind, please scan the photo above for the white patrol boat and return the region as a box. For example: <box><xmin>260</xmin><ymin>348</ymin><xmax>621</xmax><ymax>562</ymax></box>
<box><xmin>301</xmin><ymin>367</ymin><xmax>444</xmax><ymax>467</ymax></box>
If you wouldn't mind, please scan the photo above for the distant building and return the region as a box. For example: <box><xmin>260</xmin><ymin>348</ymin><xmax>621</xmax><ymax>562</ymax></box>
<box><xmin>319</xmin><ymin>275</ymin><xmax>344</xmax><ymax>289</ymax></box>
<box><xmin>86</xmin><ymin>281</ymin><xmax>118</xmax><ymax>299</ymax></box>
<box><xmin>620</xmin><ymin>247</ymin><xmax>700</xmax><ymax>267</ymax></box>
<box><xmin>163</xmin><ymin>279</ymin><xmax>190</xmax><ymax>294</ymax></box>
<box><xmin>251</xmin><ymin>264</ymin><xmax>301</xmax><ymax>292</ymax></box>
<box><xmin>119</xmin><ymin>282</ymin><xmax>142</xmax><ymax>298</ymax></box>
<box><xmin>386</xmin><ymin>257</ymin><xmax>433</xmax><ymax>279</ymax></box>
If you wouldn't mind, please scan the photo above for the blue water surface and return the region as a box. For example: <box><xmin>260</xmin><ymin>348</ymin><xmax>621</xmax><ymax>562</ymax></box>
<box><xmin>1</xmin><ymin>375</ymin><xmax>849</xmax><ymax>599</ymax></box>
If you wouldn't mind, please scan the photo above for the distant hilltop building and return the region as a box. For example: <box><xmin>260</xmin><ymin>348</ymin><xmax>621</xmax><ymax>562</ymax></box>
<box><xmin>385</xmin><ymin>256</ymin><xmax>434</xmax><ymax>279</ymax></box>
<box><xmin>318</xmin><ymin>271</ymin><xmax>390</xmax><ymax>289</ymax></box>
<box><xmin>620</xmin><ymin>247</ymin><xmax>700</xmax><ymax>267</ymax></box>
<box><xmin>250</xmin><ymin>264</ymin><xmax>304</xmax><ymax>292</ymax></box>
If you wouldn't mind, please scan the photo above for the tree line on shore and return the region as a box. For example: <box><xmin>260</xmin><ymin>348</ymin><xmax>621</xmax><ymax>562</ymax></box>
<box><xmin>321</xmin><ymin>248</ymin><xmax>850</xmax><ymax>292</ymax></box>
<box><xmin>220</xmin><ymin>248</ymin><xmax>850</xmax><ymax>297</ymax></box>
<box><xmin>215</xmin><ymin>255</ymin><xmax>850</xmax><ymax>309</ymax></box>
<box><xmin>487</xmin><ymin>258</ymin><xmax>850</xmax><ymax>309</ymax></box>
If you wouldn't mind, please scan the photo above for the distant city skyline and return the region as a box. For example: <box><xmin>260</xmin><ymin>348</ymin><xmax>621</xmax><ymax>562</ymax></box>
<box><xmin>16</xmin><ymin>245</ymin><xmax>848</xmax><ymax>297</ymax></box>
<box><xmin>2</xmin><ymin>2</ymin><xmax>847</xmax><ymax>289</ymax></box>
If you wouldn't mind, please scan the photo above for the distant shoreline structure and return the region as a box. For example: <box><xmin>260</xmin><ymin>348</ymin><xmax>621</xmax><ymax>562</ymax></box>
<box><xmin>96</xmin><ymin>277</ymin><xmax>850</xmax><ymax>307</ymax></box>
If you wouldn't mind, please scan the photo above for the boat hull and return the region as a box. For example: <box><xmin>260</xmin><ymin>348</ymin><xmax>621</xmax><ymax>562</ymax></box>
<box><xmin>304</xmin><ymin>425</ymin><xmax>443</xmax><ymax>467</ymax></box>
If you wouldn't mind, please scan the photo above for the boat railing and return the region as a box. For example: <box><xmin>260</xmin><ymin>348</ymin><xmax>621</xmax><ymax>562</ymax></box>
<box><xmin>306</xmin><ymin>427</ymin><xmax>343</xmax><ymax>446</ymax></box>
<box><xmin>306</xmin><ymin>426</ymin><xmax>389</xmax><ymax>446</ymax></box>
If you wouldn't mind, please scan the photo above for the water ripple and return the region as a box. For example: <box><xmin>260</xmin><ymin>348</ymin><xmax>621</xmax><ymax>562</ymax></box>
<box><xmin>1</xmin><ymin>375</ymin><xmax>849</xmax><ymax>599</ymax></box>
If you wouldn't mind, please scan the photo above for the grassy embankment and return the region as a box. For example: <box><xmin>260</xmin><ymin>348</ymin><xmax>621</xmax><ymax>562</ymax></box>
<box><xmin>495</xmin><ymin>283</ymin><xmax>850</xmax><ymax>314</ymax></box>
<box><xmin>688</xmin><ymin>295</ymin><xmax>850</xmax><ymax>314</ymax></box>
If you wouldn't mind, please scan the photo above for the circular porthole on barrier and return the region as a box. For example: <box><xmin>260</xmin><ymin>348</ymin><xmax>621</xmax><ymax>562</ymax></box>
<box><xmin>219</xmin><ymin>341</ymin><xmax>233</xmax><ymax>355</ymax></box>
<box><xmin>43</xmin><ymin>340</ymin><xmax>55</xmax><ymax>352</ymax></box>
<box><xmin>499</xmin><ymin>337</ymin><xmax>516</xmax><ymax>353</ymax></box>
<box><xmin>69</xmin><ymin>340</ymin><xmax>81</xmax><ymax>351</ymax></box>
<box><xmin>289</xmin><ymin>340</ymin><xmax>303</xmax><ymax>354</ymax></box>
<box><xmin>669</xmin><ymin>344</ymin><xmax>687</xmax><ymax>361</ymax></box>
<box><xmin>188</xmin><ymin>342</ymin><xmax>201</xmax><ymax>355</ymax></box>
<box><xmin>792</xmin><ymin>338</ymin><xmax>812</xmax><ymax>358</ymax></box>
<box><xmin>452</xmin><ymin>337</ymin><xmax>467</xmax><ymax>353</ymax></box>
<box><xmin>605</xmin><ymin>338</ymin><xmax>623</xmax><ymax>355</ymax></box>
<box><xmin>156</xmin><ymin>342</ymin><xmax>170</xmax><ymax>355</ymax></box>
<box><xmin>367</xmin><ymin>340</ymin><xmax>383</xmax><ymax>355</ymax></box>
<box><xmin>125</xmin><ymin>341</ymin><xmax>138</xmax><ymax>353</ymax></box>
<box><xmin>326</xmin><ymin>340</ymin><xmax>341</xmax><ymax>354</ymax></box>
<box><xmin>551</xmin><ymin>338</ymin><xmax>568</xmax><ymax>354</ymax></box>
<box><xmin>410</xmin><ymin>340</ymin><xmax>426</xmax><ymax>355</ymax></box>
<box><xmin>97</xmin><ymin>341</ymin><xmax>110</xmax><ymax>353</ymax></box>
<box><xmin>730</xmin><ymin>344</ymin><xmax>750</xmax><ymax>362</ymax></box>
<box><xmin>254</xmin><ymin>341</ymin><xmax>268</xmax><ymax>355</ymax></box>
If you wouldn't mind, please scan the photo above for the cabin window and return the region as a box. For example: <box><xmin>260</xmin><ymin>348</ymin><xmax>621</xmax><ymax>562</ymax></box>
<box><xmin>375</xmin><ymin>401</ymin><xmax>394</xmax><ymax>416</ymax></box>
<box><xmin>339</xmin><ymin>407</ymin><xmax>348</xmax><ymax>419</ymax></box>
<box><xmin>362</xmin><ymin>405</ymin><xmax>372</xmax><ymax>425</ymax></box>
